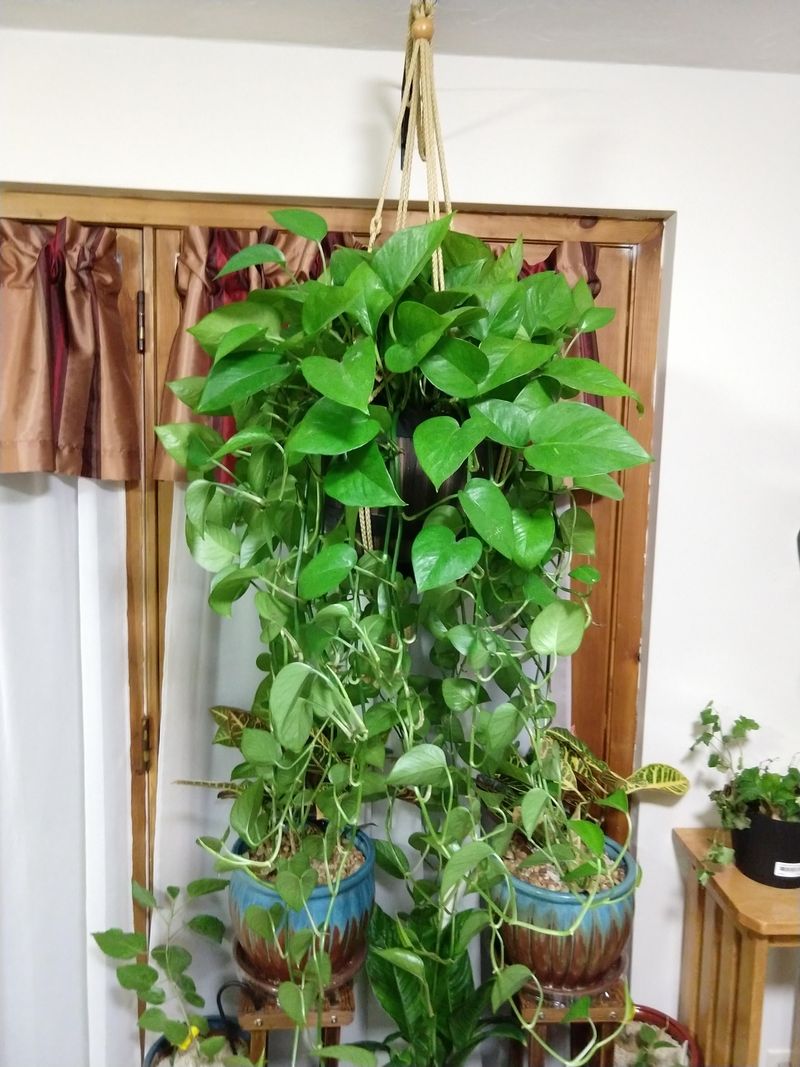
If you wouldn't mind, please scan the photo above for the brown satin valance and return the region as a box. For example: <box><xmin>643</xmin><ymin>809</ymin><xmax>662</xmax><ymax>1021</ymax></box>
<box><xmin>0</xmin><ymin>216</ymin><xmax>139</xmax><ymax>480</ymax></box>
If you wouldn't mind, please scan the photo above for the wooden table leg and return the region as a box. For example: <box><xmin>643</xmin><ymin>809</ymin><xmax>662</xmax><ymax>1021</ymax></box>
<box><xmin>710</xmin><ymin>910</ymin><xmax>739</xmax><ymax>1067</ymax></box>
<box><xmin>596</xmin><ymin>1023</ymin><xmax>615</xmax><ymax>1067</ymax></box>
<box><xmin>789</xmin><ymin>964</ymin><xmax>800</xmax><ymax>1067</ymax></box>
<box><xmin>509</xmin><ymin>1032</ymin><xmax>529</xmax><ymax>1067</ymax></box>
<box><xmin>322</xmin><ymin>1025</ymin><xmax>341</xmax><ymax>1067</ymax></box>
<box><xmin>248</xmin><ymin>1030</ymin><xmax>267</xmax><ymax>1065</ymax></box>
<box><xmin>570</xmin><ymin>1021</ymin><xmax>592</xmax><ymax>1060</ymax></box>
<box><xmin>731</xmin><ymin>933</ymin><xmax>768</xmax><ymax>1067</ymax></box>
<box><xmin>696</xmin><ymin>889</ymin><xmax>721</xmax><ymax>1056</ymax></box>
<box><xmin>528</xmin><ymin>1025</ymin><xmax>547</xmax><ymax>1067</ymax></box>
<box><xmin>678</xmin><ymin>866</ymin><xmax>704</xmax><ymax>1032</ymax></box>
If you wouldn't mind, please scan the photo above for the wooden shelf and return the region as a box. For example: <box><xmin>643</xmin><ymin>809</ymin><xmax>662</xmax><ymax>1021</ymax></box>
<box><xmin>673</xmin><ymin>826</ymin><xmax>800</xmax><ymax>1067</ymax></box>
<box><xmin>675</xmin><ymin>826</ymin><xmax>800</xmax><ymax>938</ymax></box>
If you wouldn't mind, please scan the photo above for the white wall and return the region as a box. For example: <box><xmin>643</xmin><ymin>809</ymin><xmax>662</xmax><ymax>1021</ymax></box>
<box><xmin>3</xmin><ymin>27</ymin><xmax>799</xmax><ymax>1059</ymax></box>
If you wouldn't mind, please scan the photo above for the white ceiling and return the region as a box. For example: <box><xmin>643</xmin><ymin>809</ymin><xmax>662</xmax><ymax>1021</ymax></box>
<box><xmin>3</xmin><ymin>0</ymin><xmax>800</xmax><ymax>75</ymax></box>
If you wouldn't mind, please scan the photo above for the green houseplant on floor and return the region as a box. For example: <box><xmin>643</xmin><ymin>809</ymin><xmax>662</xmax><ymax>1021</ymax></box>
<box><xmin>93</xmin><ymin>879</ymin><xmax>248</xmax><ymax>1066</ymax></box>
<box><xmin>156</xmin><ymin>204</ymin><xmax>659</xmax><ymax>1065</ymax></box>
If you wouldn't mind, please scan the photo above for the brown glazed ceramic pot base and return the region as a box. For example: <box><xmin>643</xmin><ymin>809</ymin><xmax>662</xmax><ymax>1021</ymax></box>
<box><xmin>525</xmin><ymin>953</ymin><xmax>627</xmax><ymax>1003</ymax></box>
<box><xmin>234</xmin><ymin>938</ymin><xmax>367</xmax><ymax>997</ymax></box>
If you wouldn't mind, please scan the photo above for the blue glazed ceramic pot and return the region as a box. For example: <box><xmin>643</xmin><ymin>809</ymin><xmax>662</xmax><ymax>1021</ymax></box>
<box><xmin>497</xmin><ymin>837</ymin><xmax>637</xmax><ymax>994</ymax></box>
<box><xmin>143</xmin><ymin>1015</ymin><xmax>249</xmax><ymax>1066</ymax></box>
<box><xmin>229</xmin><ymin>830</ymin><xmax>375</xmax><ymax>990</ymax></box>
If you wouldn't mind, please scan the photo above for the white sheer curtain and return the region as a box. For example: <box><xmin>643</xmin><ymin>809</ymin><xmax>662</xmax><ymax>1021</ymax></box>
<box><xmin>0</xmin><ymin>474</ymin><xmax>138</xmax><ymax>1067</ymax></box>
<box><xmin>153</xmin><ymin>487</ymin><xmax>263</xmax><ymax>1014</ymax></box>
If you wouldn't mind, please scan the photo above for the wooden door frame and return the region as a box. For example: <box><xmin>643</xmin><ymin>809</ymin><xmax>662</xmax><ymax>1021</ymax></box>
<box><xmin>1</xmin><ymin>183</ymin><xmax>669</xmax><ymax>883</ymax></box>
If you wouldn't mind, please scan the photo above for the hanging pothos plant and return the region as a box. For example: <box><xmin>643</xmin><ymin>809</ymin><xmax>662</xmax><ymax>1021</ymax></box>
<box><xmin>156</xmin><ymin>206</ymin><xmax>662</xmax><ymax>1066</ymax></box>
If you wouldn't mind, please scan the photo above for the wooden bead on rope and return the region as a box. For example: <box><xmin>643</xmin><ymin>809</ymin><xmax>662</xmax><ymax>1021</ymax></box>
<box><xmin>411</xmin><ymin>15</ymin><xmax>434</xmax><ymax>40</ymax></box>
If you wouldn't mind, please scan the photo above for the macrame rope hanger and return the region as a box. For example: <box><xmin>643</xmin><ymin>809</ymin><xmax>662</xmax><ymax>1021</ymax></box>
<box><xmin>360</xmin><ymin>0</ymin><xmax>451</xmax><ymax>551</ymax></box>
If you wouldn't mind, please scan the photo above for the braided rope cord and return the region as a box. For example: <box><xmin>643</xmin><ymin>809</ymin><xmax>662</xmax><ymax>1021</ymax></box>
<box><xmin>360</xmin><ymin>1</ymin><xmax>451</xmax><ymax>548</ymax></box>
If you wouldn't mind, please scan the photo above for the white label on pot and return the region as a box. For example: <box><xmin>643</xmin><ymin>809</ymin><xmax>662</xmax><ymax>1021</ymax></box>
<box><xmin>773</xmin><ymin>861</ymin><xmax>800</xmax><ymax>878</ymax></box>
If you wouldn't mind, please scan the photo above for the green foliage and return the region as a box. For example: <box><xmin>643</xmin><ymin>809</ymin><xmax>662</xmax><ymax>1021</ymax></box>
<box><xmin>92</xmin><ymin>880</ymin><xmax>229</xmax><ymax>1057</ymax></box>
<box><xmin>156</xmin><ymin>211</ymin><xmax>663</xmax><ymax>1066</ymax></box>
<box><xmin>690</xmin><ymin>702</ymin><xmax>797</xmax><ymax>827</ymax></box>
<box><xmin>366</xmin><ymin>904</ymin><xmax>524</xmax><ymax>1067</ymax></box>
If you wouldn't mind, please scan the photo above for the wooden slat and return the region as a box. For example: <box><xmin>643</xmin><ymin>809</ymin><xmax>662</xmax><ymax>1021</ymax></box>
<box><xmin>604</xmin><ymin>227</ymin><xmax>663</xmax><ymax>778</ymax></box>
<box><xmin>710</xmin><ymin>911</ymin><xmax>739</xmax><ymax>1066</ymax></box>
<box><xmin>113</xmin><ymin>228</ymin><xmax>149</xmax><ymax>938</ymax></box>
<box><xmin>731</xmin><ymin>934</ymin><xmax>769</xmax><ymax>1067</ymax></box>
<box><xmin>695</xmin><ymin>889</ymin><xmax>721</xmax><ymax>1054</ymax></box>
<box><xmin>570</xmin><ymin>245</ymin><xmax>632</xmax><ymax>766</ymax></box>
<box><xmin>677</xmin><ymin>862</ymin><xmax>704</xmax><ymax>1031</ymax></box>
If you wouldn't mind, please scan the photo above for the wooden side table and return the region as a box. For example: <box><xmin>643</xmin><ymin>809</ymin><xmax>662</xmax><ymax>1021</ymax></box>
<box><xmin>237</xmin><ymin>980</ymin><xmax>355</xmax><ymax>1065</ymax></box>
<box><xmin>516</xmin><ymin>979</ymin><xmax>627</xmax><ymax>1067</ymax></box>
<box><xmin>674</xmin><ymin>827</ymin><xmax>800</xmax><ymax>1067</ymax></box>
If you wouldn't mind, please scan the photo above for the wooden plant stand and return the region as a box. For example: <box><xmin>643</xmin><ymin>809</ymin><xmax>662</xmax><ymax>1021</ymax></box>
<box><xmin>515</xmin><ymin>978</ymin><xmax>627</xmax><ymax>1067</ymax></box>
<box><xmin>237</xmin><ymin>980</ymin><xmax>355</xmax><ymax>1065</ymax></box>
<box><xmin>674</xmin><ymin>827</ymin><xmax>800</xmax><ymax>1067</ymax></box>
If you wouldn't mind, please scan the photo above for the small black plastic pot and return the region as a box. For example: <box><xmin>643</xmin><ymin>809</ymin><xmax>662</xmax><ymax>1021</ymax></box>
<box><xmin>731</xmin><ymin>809</ymin><xmax>800</xmax><ymax>889</ymax></box>
<box><xmin>144</xmin><ymin>984</ymin><xmax>251</xmax><ymax>1067</ymax></box>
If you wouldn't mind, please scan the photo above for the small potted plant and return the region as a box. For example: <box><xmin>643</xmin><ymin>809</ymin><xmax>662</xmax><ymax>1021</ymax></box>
<box><xmin>480</xmin><ymin>728</ymin><xmax>687</xmax><ymax>994</ymax></box>
<box><xmin>93</xmin><ymin>879</ymin><xmax>249</xmax><ymax>1065</ymax></box>
<box><xmin>194</xmin><ymin>698</ymin><xmax>379</xmax><ymax>993</ymax></box>
<box><xmin>613</xmin><ymin>1006</ymin><xmax>702</xmax><ymax>1066</ymax></box>
<box><xmin>690</xmin><ymin>702</ymin><xmax>800</xmax><ymax>887</ymax></box>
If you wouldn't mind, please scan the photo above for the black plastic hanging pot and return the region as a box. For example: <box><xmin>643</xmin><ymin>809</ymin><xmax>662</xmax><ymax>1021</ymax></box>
<box><xmin>731</xmin><ymin>809</ymin><xmax>800</xmax><ymax>888</ymax></box>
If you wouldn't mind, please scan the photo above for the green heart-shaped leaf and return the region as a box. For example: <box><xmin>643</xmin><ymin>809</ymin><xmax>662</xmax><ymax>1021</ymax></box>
<box><xmin>343</xmin><ymin>263</ymin><xmax>392</xmax><ymax>336</ymax></box>
<box><xmin>573</xmin><ymin>474</ymin><xmax>624</xmax><ymax>500</ymax></box>
<box><xmin>411</xmin><ymin>526</ymin><xmax>482</xmax><ymax>592</ymax></box>
<box><xmin>385</xmin><ymin>301</ymin><xmax>451</xmax><ymax>372</ymax></box>
<box><xmin>301</xmin><ymin>337</ymin><xmax>376</xmax><ymax>413</ymax></box>
<box><xmin>420</xmin><ymin>337</ymin><xmax>489</xmax><ymax>398</ymax></box>
<box><xmin>371</xmin><ymin>215</ymin><xmax>452</xmax><ymax>295</ymax></box>
<box><xmin>197</xmin><ymin>353</ymin><xmax>291</xmax><ymax>414</ymax></box>
<box><xmin>387</xmin><ymin>743</ymin><xmax>449</xmax><ymax>788</ymax></box>
<box><xmin>521</xmin><ymin>271</ymin><xmax>574</xmax><ymax>334</ymax></box>
<box><xmin>215</xmin><ymin>243</ymin><xmax>286</xmax><ymax>279</ymax></box>
<box><xmin>301</xmin><ymin>281</ymin><xmax>351</xmax><ymax>334</ymax></box>
<box><xmin>526</xmin><ymin>402</ymin><xmax>652</xmax><ymax>476</ymax></box>
<box><xmin>470</xmin><ymin>399</ymin><xmax>532</xmax><ymax>447</ymax></box>
<box><xmin>413</xmin><ymin>416</ymin><xmax>486</xmax><ymax>491</ymax></box>
<box><xmin>511</xmin><ymin>507</ymin><xmax>554</xmax><ymax>570</ymax></box>
<box><xmin>324</xmin><ymin>442</ymin><xmax>405</xmax><ymax>507</ymax></box>
<box><xmin>288</xmin><ymin>398</ymin><xmax>380</xmax><ymax>455</ymax></box>
<box><xmin>529</xmin><ymin>600</ymin><xmax>587</xmax><ymax>656</ymax></box>
<box><xmin>458</xmin><ymin>478</ymin><xmax>515</xmax><ymax>559</ymax></box>
<box><xmin>543</xmin><ymin>357</ymin><xmax>642</xmax><ymax>413</ymax></box>
<box><xmin>269</xmin><ymin>663</ymin><xmax>315</xmax><ymax>751</ymax></box>
<box><xmin>298</xmin><ymin>544</ymin><xmax>357</xmax><ymax>599</ymax></box>
<box><xmin>476</xmin><ymin>335</ymin><xmax>555</xmax><ymax>394</ymax></box>
<box><xmin>214</xmin><ymin>323</ymin><xmax>270</xmax><ymax>362</ymax></box>
<box><xmin>271</xmin><ymin>208</ymin><xmax>328</xmax><ymax>242</ymax></box>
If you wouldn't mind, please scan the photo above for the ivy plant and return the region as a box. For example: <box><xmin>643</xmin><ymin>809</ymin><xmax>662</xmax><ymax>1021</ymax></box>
<box><xmin>690</xmin><ymin>702</ymin><xmax>799</xmax><ymax>880</ymax></box>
